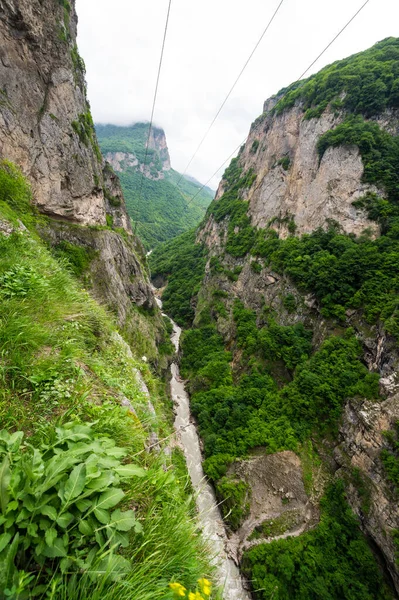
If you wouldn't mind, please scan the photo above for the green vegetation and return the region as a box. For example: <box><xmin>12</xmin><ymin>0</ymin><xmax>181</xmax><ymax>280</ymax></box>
<box><xmin>95</xmin><ymin>124</ymin><xmax>213</xmax><ymax>249</ymax></box>
<box><xmin>180</xmin><ymin>300</ymin><xmax>378</xmax><ymax>477</ymax></box>
<box><xmin>71</xmin><ymin>45</ymin><xmax>86</xmax><ymax>86</ymax></box>
<box><xmin>283</xmin><ymin>294</ymin><xmax>297</xmax><ymax>313</ymax></box>
<box><xmin>215</xmin><ymin>477</ymin><xmax>250</xmax><ymax>531</ymax></box>
<box><xmin>277</xmin><ymin>156</ymin><xmax>291</xmax><ymax>170</ymax></box>
<box><xmin>209</xmin><ymin>256</ymin><xmax>242</xmax><ymax>282</ymax></box>
<box><xmin>0</xmin><ymin>423</ymin><xmax>144</xmax><ymax>592</ymax></box>
<box><xmin>57</xmin><ymin>0</ymin><xmax>71</xmax><ymax>39</ymax></box>
<box><xmin>205</xmin><ymin>157</ymin><xmax>256</xmax><ymax>258</ymax></box>
<box><xmin>0</xmin><ymin>164</ymin><xmax>214</xmax><ymax>598</ymax></box>
<box><xmin>381</xmin><ymin>421</ymin><xmax>399</xmax><ymax>493</ymax></box>
<box><xmin>0</xmin><ymin>160</ymin><xmax>44</xmax><ymax>231</ymax></box>
<box><xmin>53</xmin><ymin>240</ymin><xmax>97</xmax><ymax>278</ymax></box>
<box><xmin>243</xmin><ymin>480</ymin><xmax>393</xmax><ymax>600</ymax></box>
<box><xmin>118</xmin><ymin>169</ymin><xmax>211</xmax><ymax>249</ymax></box>
<box><xmin>248</xmin><ymin>510</ymin><xmax>302</xmax><ymax>540</ymax></box>
<box><xmin>72</xmin><ymin>113</ymin><xmax>102</xmax><ymax>161</ymax></box>
<box><xmin>149</xmin><ymin>229</ymin><xmax>208</xmax><ymax>326</ymax></box>
<box><xmin>254</xmin><ymin>223</ymin><xmax>399</xmax><ymax>335</ymax></box>
<box><xmin>273</xmin><ymin>37</ymin><xmax>399</xmax><ymax>118</ymax></box>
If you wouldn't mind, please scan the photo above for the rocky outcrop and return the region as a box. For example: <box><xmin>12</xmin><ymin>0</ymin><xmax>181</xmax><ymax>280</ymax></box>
<box><xmin>105</xmin><ymin>152</ymin><xmax>139</xmax><ymax>174</ymax></box>
<box><xmin>239</xmin><ymin>106</ymin><xmax>382</xmax><ymax>238</ymax></box>
<box><xmin>227</xmin><ymin>452</ymin><xmax>319</xmax><ymax>560</ymax></box>
<box><xmin>205</xmin><ymin>103</ymin><xmax>399</xmax><ymax>244</ymax></box>
<box><xmin>148</xmin><ymin>126</ymin><xmax>171</xmax><ymax>171</ymax></box>
<box><xmin>42</xmin><ymin>221</ymin><xmax>154</xmax><ymax>320</ymax></box>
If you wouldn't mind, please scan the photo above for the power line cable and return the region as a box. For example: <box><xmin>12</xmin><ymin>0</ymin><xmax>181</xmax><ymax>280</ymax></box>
<box><xmin>135</xmin><ymin>0</ymin><xmax>172</xmax><ymax>233</ymax></box>
<box><xmin>182</xmin><ymin>0</ymin><xmax>371</xmax><ymax>212</ymax></box>
<box><xmin>296</xmin><ymin>0</ymin><xmax>371</xmax><ymax>82</ymax></box>
<box><xmin>175</xmin><ymin>0</ymin><xmax>286</xmax><ymax>190</ymax></box>
<box><xmin>183</xmin><ymin>138</ymin><xmax>247</xmax><ymax>210</ymax></box>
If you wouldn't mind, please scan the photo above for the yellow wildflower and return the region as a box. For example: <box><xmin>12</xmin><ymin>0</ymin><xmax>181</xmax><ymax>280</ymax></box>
<box><xmin>198</xmin><ymin>578</ymin><xmax>212</xmax><ymax>597</ymax></box>
<box><xmin>169</xmin><ymin>582</ymin><xmax>187</xmax><ymax>597</ymax></box>
<box><xmin>188</xmin><ymin>593</ymin><xmax>203</xmax><ymax>600</ymax></box>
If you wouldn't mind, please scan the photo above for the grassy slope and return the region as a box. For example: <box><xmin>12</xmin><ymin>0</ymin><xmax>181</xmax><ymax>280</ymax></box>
<box><xmin>96</xmin><ymin>124</ymin><xmax>213</xmax><ymax>249</ymax></box>
<box><xmin>0</xmin><ymin>163</ymin><xmax>215</xmax><ymax>599</ymax></box>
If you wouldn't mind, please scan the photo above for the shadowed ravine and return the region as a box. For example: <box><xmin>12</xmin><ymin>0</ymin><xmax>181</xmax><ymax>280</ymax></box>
<box><xmin>155</xmin><ymin>295</ymin><xmax>250</xmax><ymax>599</ymax></box>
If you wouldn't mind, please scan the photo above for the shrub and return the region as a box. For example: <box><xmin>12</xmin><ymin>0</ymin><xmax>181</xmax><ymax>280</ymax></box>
<box><xmin>381</xmin><ymin>422</ymin><xmax>399</xmax><ymax>492</ymax></box>
<box><xmin>277</xmin><ymin>156</ymin><xmax>291</xmax><ymax>170</ymax></box>
<box><xmin>0</xmin><ymin>160</ymin><xmax>32</xmax><ymax>217</ymax></box>
<box><xmin>283</xmin><ymin>294</ymin><xmax>297</xmax><ymax>313</ymax></box>
<box><xmin>251</xmin><ymin>139</ymin><xmax>260</xmax><ymax>154</ymax></box>
<box><xmin>215</xmin><ymin>477</ymin><xmax>250</xmax><ymax>531</ymax></box>
<box><xmin>0</xmin><ymin>423</ymin><xmax>145</xmax><ymax>593</ymax></box>
<box><xmin>53</xmin><ymin>241</ymin><xmax>97</xmax><ymax>278</ymax></box>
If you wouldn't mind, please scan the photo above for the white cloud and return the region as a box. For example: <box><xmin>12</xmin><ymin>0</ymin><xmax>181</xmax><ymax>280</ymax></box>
<box><xmin>76</xmin><ymin>0</ymin><xmax>399</xmax><ymax>189</ymax></box>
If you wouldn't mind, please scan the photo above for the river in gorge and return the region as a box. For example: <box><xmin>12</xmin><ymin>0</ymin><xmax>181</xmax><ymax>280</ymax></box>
<box><xmin>155</xmin><ymin>295</ymin><xmax>250</xmax><ymax>600</ymax></box>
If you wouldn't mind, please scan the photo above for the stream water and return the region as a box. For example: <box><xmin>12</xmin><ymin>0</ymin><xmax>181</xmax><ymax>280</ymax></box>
<box><xmin>155</xmin><ymin>296</ymin><xmax>250</xmax><ymax>599</ymax></box>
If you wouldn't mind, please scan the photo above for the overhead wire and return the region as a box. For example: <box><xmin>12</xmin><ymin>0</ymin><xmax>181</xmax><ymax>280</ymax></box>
<box><xmin>174</xmin><ymin>0</ymin><xmax>286</xmax><ymax>191</ymax></box>
<box><xmin>182</xmin><ymin>0</ymin><xmax>372</xmax><ymax>212</ymax></box>
<box><xmin>134</xmin><ymin>0</ymin><xmax>173</xmax><ymax>233</ymax></box>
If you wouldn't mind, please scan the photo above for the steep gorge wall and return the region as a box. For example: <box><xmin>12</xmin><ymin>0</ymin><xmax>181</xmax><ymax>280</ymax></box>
<box><xmin>196</xmin><ymin>95</ymin><xmax>399</xmax><ymax>591</ymax></box>
<box><xmin>0</xmin><ymin>0</ymin><xmax>104</xmax><ymax>224</ymax></box>
<box><xmin>0</xmin><ymin>0</ymin><xmax>161</xmax><ymax>351</ymax></box>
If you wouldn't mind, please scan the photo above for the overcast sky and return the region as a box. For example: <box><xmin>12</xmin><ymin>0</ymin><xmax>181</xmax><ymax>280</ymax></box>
<box><xmin>76</xmin><ymin>0</ymin><xmax>398</xmax><ymax>190</ymax></box>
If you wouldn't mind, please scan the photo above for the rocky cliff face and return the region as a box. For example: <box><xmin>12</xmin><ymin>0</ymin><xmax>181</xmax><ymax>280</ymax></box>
<box><xmin>148</xmin><ymin>126</ymin><xmax>171</xmax><ymax>172</ymax></box>
<box><xmin>0</xmin><ymin>0</ymin><xmax>161</xmax><ymax>349</ymax></box>
<box><xmin>210</xmin><ymin>105</ymin><xmax>395</xmax><ymax>243</ymax></box>
<box><xmin>0</xmin><ymin>0</ymin><xmax>105</xmax><ymax>225</ymax></box>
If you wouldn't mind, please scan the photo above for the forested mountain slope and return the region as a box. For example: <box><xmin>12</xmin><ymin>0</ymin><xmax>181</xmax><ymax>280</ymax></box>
<box><xmin>150</xmin><ymin>37</ymin><xmax>399</xmax><ymax>599</ymax></box>
<box><xmin>96</xmin><ymin>123</ymin><xmax>214</xmax><ymax>249</ymax></box>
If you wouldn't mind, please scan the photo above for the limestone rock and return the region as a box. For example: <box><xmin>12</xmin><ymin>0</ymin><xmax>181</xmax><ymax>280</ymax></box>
<box><xmin>0</xmin><ymin>0</ymin><xmax>107</xmax><ymax>225</ymax></box>
<box><xmin>227</xmin><ymin>452</ymin><xmax>319</xmax><ymax>559</ymax></box>
<box><xmin>213</xmin><ymin>104</ymin><xmax>387</xmax><ymax>239</ymax></box>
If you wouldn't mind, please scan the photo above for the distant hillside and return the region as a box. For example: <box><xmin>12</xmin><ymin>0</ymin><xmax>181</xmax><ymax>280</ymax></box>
<box><xmin>182</xmin><ymin>173</ymin><xmax>215</xmax><ymax>198</ymax></box>
<box><xmin>96</xmin><ymin>123</ymin><xmax>214</xmax><ymax>249</ymax></box>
